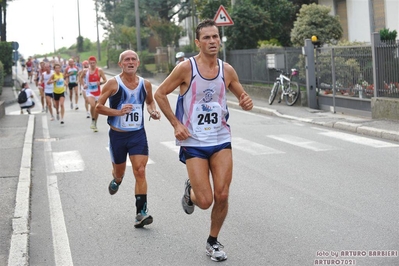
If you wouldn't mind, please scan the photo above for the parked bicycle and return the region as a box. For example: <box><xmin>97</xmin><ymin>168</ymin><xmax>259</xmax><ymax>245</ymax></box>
<box><xmin>269</xmin><ymin>68</ymin><xmax>300</xmax><ymax>106</ymax></box>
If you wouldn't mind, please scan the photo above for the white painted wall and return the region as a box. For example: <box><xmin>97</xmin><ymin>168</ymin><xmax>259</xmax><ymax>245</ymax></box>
<box><xmin>319</xmin><ymin>0</ymin><xmax>335</xmax><ymax>14</ymax></box>
<box><xmin>385</xmin><ymin>0</ymin><xmax>399</xmax><ymax>38</ymax></box>
<box><xmin>346</xmin><ymin>0</ymin><xmax>371</xmax><ymax>42</ymax></box>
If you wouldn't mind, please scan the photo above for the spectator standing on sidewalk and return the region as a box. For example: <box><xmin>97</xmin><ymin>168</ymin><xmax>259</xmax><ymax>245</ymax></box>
<box><xmin>81</xmin><ymin>56</ymin><xmax>107</xmax><ymax>132</ymax></box>
<box><xmin>154</xmin><ymin>19</ymin><xmax>253</xmax><ymax>262</ymax></box>
<box><xmin>95</xmin><ymin>49</ymin><xmax>161</xmax><ymax>228</ymax></box>
<box><xmin>18</xmin><ymin>82</ymin><xmax>35</xmax><ymax>114</ymax></box>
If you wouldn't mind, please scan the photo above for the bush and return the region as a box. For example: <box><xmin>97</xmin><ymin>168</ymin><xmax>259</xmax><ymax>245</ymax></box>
<box><xmin>379</xmin><ymin>28</ymin><xmax>398</xmax><ymax>42</ymax></box>
<box><xmin>108</xmin><ymin>48</ymin><xmax>124</xmax><ymax>66</ymax></box>
<box><xmin>0</xmin><ymin>42</ymin><xmax>13</xmax><ymax>76</ymax></box>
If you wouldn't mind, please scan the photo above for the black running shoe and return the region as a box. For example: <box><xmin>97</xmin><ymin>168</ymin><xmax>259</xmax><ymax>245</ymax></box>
<box><xmin>108</xmin><ymin>179</ymin><xmax>121</xmax><ymax>195</ymax></box>
<box><xmin>134</xmin><ymin>210</ymin><xmax>153</xmax><ymax>228</ymax></box>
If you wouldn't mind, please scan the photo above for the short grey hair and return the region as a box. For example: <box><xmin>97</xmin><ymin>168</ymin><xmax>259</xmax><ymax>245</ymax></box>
<box><xmin>119</xmin><ymin>50</ymin><xmax>140</xmax><ymax>63</ymax></box>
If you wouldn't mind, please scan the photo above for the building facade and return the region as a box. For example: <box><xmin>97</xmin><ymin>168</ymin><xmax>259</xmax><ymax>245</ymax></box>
<box><xmin>319</xmin><ymin>0</ymin><xmax>399</xmax><ymax>43</ymax></box>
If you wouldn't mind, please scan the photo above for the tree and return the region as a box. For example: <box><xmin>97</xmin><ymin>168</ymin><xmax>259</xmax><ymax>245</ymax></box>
<box><xmin>195</xmin><ymin>0</ymin><xmax>230</xmax><ymax>20</ymax></box>
<box><xmin>196</xmin><ymin>0</ymin><xmax>295</xmax><ymax>49</ymax></box>
<box><xmin>224</xmin><ymin>1</ymin><xmax>271</xmax><ymax>50</ymax></box>
<box><xmin>97</xmin><ymin>0</ymin><xmax>190</xmax><ymax>48</ymax></box>
<box><xmin>0</xmin><ymin>0</ymin><xmax>10</xmax><ymax>41</ymax></box>
<box><xmin>290</xmin><ymin>3</ymin><xmax>343</xmax><ymax>47</ymax></box>
<box><xmin>253</xmin><ymin>0</ymin><xmax>297</xmax><ymax>47</ymax></box>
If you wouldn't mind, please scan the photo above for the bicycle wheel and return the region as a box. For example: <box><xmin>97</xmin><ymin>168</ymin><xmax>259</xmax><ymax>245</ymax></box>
<box><xmin>285</xmin><ymin>82</ymin><xmax>300</xmax><ymax>106</ymax></box>
<box><xmin>269</xmin><ymin>82</ymin><xmax>279</xmax><ymax>105</ymax></box>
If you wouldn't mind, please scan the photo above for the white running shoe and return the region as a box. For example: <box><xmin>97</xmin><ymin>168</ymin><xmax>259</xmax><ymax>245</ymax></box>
<box><xmin>206</xmin><ymin>241</ymin><xmax>227</xmax><ymax>262</ymax></box>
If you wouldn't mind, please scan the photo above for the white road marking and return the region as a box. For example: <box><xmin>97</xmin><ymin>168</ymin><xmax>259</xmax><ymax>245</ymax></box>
<box><xmin>52</xmin><ymin>151</ymin><xmax>85</xmax><ymax>173</ymax></box>
<box><xmin>42</xmin><ymin>116</ymin><xmax>73</xmax><ymax>266</ymax></box>
<box><xmin>105</xmin><ymin>147</ymin><xmax>155</xmax><ymax>165</ymax></box>
<box><xmin>267</xmin><ymin>134</ymin><xmax>339</xmax><ymax>151</ymax></box>
<box><xmin>320</xmin><ymin>131</ymin><xmax>399</xmax><ymax>148</ymax></box>
<box><xmin>232</xmin><ymin>137</ymin><xmax>285</xmax><ymax>155</ymax></box>
<box><xmin>47</xmin><ymin>175</ymin><xmax>74</xmax><ymax>266</ymax></box>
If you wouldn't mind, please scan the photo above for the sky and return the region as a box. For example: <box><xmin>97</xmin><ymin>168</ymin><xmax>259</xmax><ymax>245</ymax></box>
<box><xmin>7</xmin><ymin>0</ymin><xmax>105</xmax><ymax>57</ymax></box>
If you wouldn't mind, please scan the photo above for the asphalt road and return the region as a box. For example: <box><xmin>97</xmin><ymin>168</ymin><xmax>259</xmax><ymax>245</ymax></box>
<box><xmin>17</xmin><ymin>73</ymin><xmax>397</xmax><ymax>265</ymax></box>
<box><xmin>4</xmin><ymin>70</ymin><xmax>399</xmax><ymax>266</ymax></box>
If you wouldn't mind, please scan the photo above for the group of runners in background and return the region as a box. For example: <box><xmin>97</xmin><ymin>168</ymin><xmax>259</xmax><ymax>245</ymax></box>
<box><xmin>19</xmin><ymin>55</ymin><xmax>106</xmax><ymax>132</ymax></box>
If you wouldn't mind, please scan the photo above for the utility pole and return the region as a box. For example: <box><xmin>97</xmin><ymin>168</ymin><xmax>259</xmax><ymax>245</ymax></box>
<box><xmin>77</xmin><ymin>0</ymin><xmax>81</xmax><ymax>36</ymax></box>
<box><xmin>191</xmin><ymin>0</ymin><xmax>195</xmax><ymax>51</ymax></box>
<box><xmin>134</xmin><ymin>0</ymin><xmax>141</xmax><ymax>51</ymax></box>
<box><xmin>52</xmin><ymin>5</ymin><xmax>56</xmax><ymax>53</ymax></box>
<box><xmin>96</xmin><ymin>0</ymin><xmax>101</xmax><ymax>60</ymax></box>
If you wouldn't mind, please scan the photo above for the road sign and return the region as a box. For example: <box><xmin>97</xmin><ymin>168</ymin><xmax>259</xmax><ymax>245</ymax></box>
<box><xmin>213</xmin><ymin>5</ymin><xmax>234</xmax><ymax>26</ymax></box>
<box><xmin>11</xmin><ymin>41</ymin><xmax>19</xmax><ymax>51</ymax></box>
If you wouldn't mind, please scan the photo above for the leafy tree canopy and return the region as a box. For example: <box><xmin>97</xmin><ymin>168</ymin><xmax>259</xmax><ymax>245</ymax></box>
<box><xmin>196</xmin><ymin>0</ymin><xmax>295</xmax><ymax>49</ymax></box>
<box><xmin>224</xmin><ymin>1</ymin><xmax>271</xmax><ymax>50</ymax></box>
<box><xmin>290</xmin><ymin>3</ymin><xmax>343</xmax><ymax>46</ymax></box>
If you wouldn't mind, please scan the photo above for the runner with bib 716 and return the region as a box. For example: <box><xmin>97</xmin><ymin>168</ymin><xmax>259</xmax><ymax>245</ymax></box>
<box><xmin>268</xmin><ymin>68</ymin><xmax>300</xmax><ymax>106</ymax></box>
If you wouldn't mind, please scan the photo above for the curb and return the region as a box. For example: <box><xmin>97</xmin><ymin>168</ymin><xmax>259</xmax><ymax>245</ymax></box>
<box><xmin>240</xmin><ymin>104</ymin><xmax>399</xmax><ymax>142</ymax></box>
<box><xmin>106</xmin><ymin>69</ymin><xmax>399</xmax><ymax>143</ymax></box>
<box><xmin>8</xmin><ymin>115</ymin><xmax>35</xmax><ymax>266</ymax></box>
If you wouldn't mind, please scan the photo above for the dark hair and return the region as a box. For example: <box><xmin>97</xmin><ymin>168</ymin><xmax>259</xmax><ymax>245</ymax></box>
<box><xmin>21</xmin><ymin>82</ymin><xmax>27</xmax><ymax>89</ymax></box>
<box><xmin>195</xmin><ymin>19</ymin><xmax>217</xmax><ymax>40</ymax></box>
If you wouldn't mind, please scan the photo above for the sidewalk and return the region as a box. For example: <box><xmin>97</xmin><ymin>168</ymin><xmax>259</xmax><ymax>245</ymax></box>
<box><xmin>1</xmin><ymin>67</ymin><xmax>398</xmax><ymax>265</ymax></box>
<box><xmin>0</xmin><ymin>85</ymin><xmax>33</xmax><ymax>266</ymax></box>
<box><xmin>103</xmin><ymin>67</ymin><xmax>399</xmax><ymax>142</ymax></box>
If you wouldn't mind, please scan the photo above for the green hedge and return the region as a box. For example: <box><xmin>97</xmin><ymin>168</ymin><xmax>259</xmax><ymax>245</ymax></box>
<box><xmin>0</xmin><ymin>42</ymin><xmax>13</xmax><ymax>76</ymax></box>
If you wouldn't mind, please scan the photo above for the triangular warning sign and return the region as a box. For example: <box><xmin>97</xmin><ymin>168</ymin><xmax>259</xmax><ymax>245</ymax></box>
<box><xmin>213</xmin><ymin>5</ymin><xmax>234</xmax><ymax>26</ymax></box>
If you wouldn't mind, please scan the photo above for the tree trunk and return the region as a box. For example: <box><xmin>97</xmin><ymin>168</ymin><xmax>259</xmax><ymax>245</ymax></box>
<box><xmin>2</xmin><ymin>0</ymin><xmax>7</xmax><ymax>41</ymax></box>
<box><xmin>0</xmin><ymin>3</ymin><xmax>3</xmax><ymax>41</ymax></box>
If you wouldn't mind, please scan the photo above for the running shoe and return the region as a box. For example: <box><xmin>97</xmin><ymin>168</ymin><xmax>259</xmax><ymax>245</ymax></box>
<box><xmin>75</xmin><ymin>106</ymin><xmax>79</xmax><ymax>110</ymax></box>
<box><xmin>27</xmin><ymin>109</ymin><xmax>31</xmax><ymax>114</ymax></box>
<box><xmin>134</xmin><ymin>210</ymin><xmax>153</xmax><ymax>228</ymax></box>
<box><xmin>182</xmin><ymin>179</ymin><xmax>194</xmax><ymax>214</ymax></box>
<box><xmin>50</xmin><ymin>116</ymin><xmax>54</xmax><ymax>121</ymax></box>
<box><xmin>93</xmin><ymin>126</ymin><xmax>98</xmax><ymax>132</ymax></box>
<box><xmin>90</xmin><ymin>121</ymin><xmax>96</xmax><ymax>129</ymax></box>
<box><xmin>70</xmin><ymin>102</ymin><xmax>73</xmax><ymax>109</ymax></box>
<box><xmin>60</xmin><ymin>121</ymin><xmax>64</xmax><ymax>124</ymax></box>
<box><xmin>86</xmin><ymin>112</ymin><xmax>90</xmax><ymax>118</ymax></box>
<box><xmin>56</xmin><ymin>113</ymin><xmax>60</xmax><ymax>120</ymax></box>
<box><xmin>206</xmin><ymin>241</ymin><xmax>227</xmax><ymax>262</ymax></box>
<box><xmin>108</xmin><ymin>179</ymin><xmax>121</xmax><ymax>195</ymax></box>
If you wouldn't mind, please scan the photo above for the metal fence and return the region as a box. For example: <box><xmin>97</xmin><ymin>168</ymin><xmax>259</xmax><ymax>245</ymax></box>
<box><xmin>373</xmin><ymin>40</ymin><xmax>399</xmax><ymax>98</ymax></box>
<box><xmin>316</xmin><ymin>45</ymin><xmax>374</xmax><ymax>98</ymax></box>
<box><xmin>225</xmin><ymin>41</ymin><xmax>399</xmax><ymax>99</ymax></box>
<box><xmin>226</xmin><ymin>47</ymin><xmax>304</xmax><ymax>85</ymax></box>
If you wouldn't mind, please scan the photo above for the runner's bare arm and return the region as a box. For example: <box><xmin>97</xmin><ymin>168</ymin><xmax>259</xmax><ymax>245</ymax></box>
<box><xmin>224</xmin><ymin>63</ymin><xmax>253</xmax><ymax>111</ymax></box>
<box><xmin>144</xmin><ymin>79</ymin><xmax>161</xmax><ymax>120</ymax></box>
<box><xmin>96</xmin><ymin>78</ymin><xmax>128</xmax><ymax>117</ymax></box>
